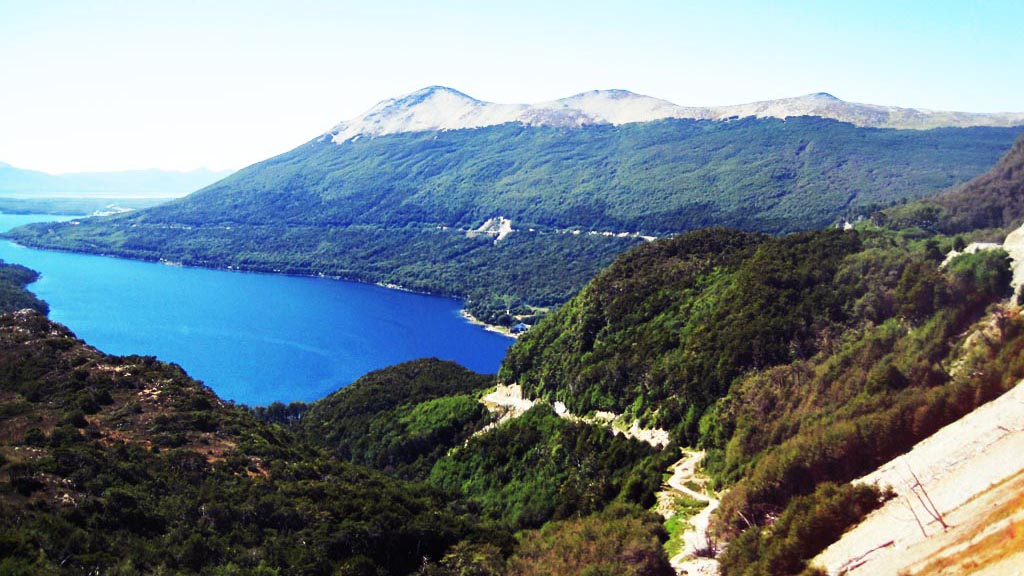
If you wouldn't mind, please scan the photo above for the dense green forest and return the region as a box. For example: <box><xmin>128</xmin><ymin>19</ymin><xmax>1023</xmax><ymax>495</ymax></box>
<box><xmin>879</xmin><ymin>133</ymin><xmax>1024</xmax><ymax>234</ymax></box>
<box><xmin>0</xmin><ymin>306</ymin><xmax>677</xmax><ymax>574</ymax></box>
<box><xmin>0</xmin><ymin>197</ymin><xmax>167</xmax><ymax>216</ymax></box>
<box><xmin>298</xmin><ymin>359</ymin><xmax>495</xmax><ymax>481</ymax></box>
<box><xmin>501</xmin><ymin>224</ymin><xmax>1024</xmax><ymax>573</ymax></box>
<box><xmin>7</xmin><ymin>217</ymin><xmax>641</xmax><ymax>323</ymax></box>
<box><xmin>427</xmin><ymin>404</ymin><xmax>674</xmax><ymax>531</ymax></box>
<box><xmin>0</xmin><ymin>260</ymin><xmax>48</xmax><ymax>315</ymax></box>
<box><xmin>7</xmin><ymin>120</ymin><xmax>1021</xmax><ymax>320</ymax></box>
<box><xmin>0</xmin><ymin>311</ymin><xmax>479</xmax><ymax>575</ymax></box>
<box><xmin>294</xmin><ymin>359</ymin><xmax>674</xmax><ymax>531</ymax></box>
<box><xmin>496</xmin><ymin>138</ymin><xmax>1024</xmax><ymax>574</ymax></box>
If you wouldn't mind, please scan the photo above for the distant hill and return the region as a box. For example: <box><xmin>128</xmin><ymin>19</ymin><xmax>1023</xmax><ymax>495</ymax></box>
<box><xmin>0</xmin><ymin>260</ymin><xmax>48</xmax><ymax>314</ymax></box>
<box><xmin>937</xmin><ymin>134</ymin><xmax>1024</xmax><ymax>230</ymax></box>
<box><xmin>0</xmin><ymin>162</ymin><xmax>234</xmax><ymax>198</ymax></box>
<box><xmin>7</xmin><ymin>93</ymin><xmax>1022</xmax><ymax>321</ymax></box>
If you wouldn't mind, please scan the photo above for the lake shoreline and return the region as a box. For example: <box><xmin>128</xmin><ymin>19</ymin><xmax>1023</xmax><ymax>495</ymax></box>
<box><xmin>460</xmin><ymin>309</ymin><xmax>518</xmax><ymax>339</ymax></box>
<box><xmin>0</xmin><ymin>219</ymin><xmax>515</xmax><ymax>406</ymax></box>
<box><xmin>2</xmin><ymin>232</ymin><xmax>516</xmax><ymax>339</ymax></box>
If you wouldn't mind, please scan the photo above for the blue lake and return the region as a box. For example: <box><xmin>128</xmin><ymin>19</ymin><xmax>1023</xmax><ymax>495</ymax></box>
<box><xmin>0</xmin><ymin>213</ymin><xmax>513</xmax><ymax>406</ymax></box>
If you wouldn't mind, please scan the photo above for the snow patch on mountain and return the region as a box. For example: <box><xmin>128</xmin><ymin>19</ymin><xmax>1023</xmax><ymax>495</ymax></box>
<box><xmin>329</xmin><ymin>86</ymin><xmax>691</xmax><ymax>142</ymax></box>
<box><xmin>328</xmin><ymin>87</ymin><xmax>1024</xmax><ymax>143</ymax></box>
<box><xmin>330</xmin><ymin>87</ymin><xmax>527</xmax><ymax>142</ymax></box>
<box><xmin>530</xmin><ymin>89</ymin><xmax>699</xmax><ymax>126</ymax></box>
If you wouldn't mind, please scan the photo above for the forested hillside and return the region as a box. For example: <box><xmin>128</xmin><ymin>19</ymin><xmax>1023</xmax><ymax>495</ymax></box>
<box><xmin>0</xmin><ymin>311</ymin><xmax>485</xmax><ymax>574</ymax></box>
<box><xmin>4</xmin><ymin>120</ymin><xmax>1024</xmax><ymax>576</ymax></box>
<box><xmin>0</xmin><ymin>261</ymin><xmax>48</xmax><ymax>315</ymax></box>
<box><xmin>499</xmin><ymin>187</ymin><xmax>1024</xmax><ymax>573</ymax></box>
<box><xmin>0</xmin><ymin>307</ymin><xmax>676</xmax><ymax>574</ymax></box>
<box><xmin>7</xmin><ymin>120</ymin><xmax>1020</xmax><ymax>321</ymax></box>
<box><xmin>299</xmin><ymin>359</ymin><xmax>495</xmax><ymax>481</ymax></box>
<box><xmin>881</xmin><ymin>133</ymin><xmax>1024</xmax><ymax>234</ymax></box>
<box><xmin>97</xmin><ymin>119</ymin><xmax>1019</xmax><ymax>234</ymax></box>
<box><xmin>296</xmin><ymin>359</ymin><xmax>675</xmax><ymax>532</ymax></box>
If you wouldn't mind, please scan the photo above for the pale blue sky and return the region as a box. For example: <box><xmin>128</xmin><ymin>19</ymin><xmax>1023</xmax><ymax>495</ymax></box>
<box><xmin>1</xmin><ymin>0</ymin><xmax>1021</xmax><ymax>173</ymax></box>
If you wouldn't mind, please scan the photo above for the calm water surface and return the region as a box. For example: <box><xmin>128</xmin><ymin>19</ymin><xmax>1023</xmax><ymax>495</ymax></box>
<box><xmin>0</xmin><ymin>213</ymin><xmax>513</xmax><ymax>405</ymax></box>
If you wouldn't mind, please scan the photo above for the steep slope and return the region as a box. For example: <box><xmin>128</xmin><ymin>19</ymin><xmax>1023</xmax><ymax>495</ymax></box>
<box><xmin>932</xmin><ymin>134</ymin><xmax>1024</xmax><ymax>232</ymax></box>
<box><xmin>499</xmin><ymin>219</ymin><xmax>1024</xmax><ymax>574</ymax></box>
<box><xmin>0</xmin><ymin>310</ymin><xmax>477</xmax><ymax>575</ymax></box>
<box><xmin>499</xmin><ymin>227</ymin><xmax>859</xmax><ymax>434</ymax></box>
<box><xmin>427</xmin><ymin>403</ymin><xmax>674</xmax><ymax>531</ymax></box>
<box><xmin>813</xmin><ymin>378</ymin><xmax>1024</xmax><ymax>575</ymax></box>
<box><xmin>295</xmin><ymin>358</ymin><xmax>674</xmax><ymax>533</ymax></box>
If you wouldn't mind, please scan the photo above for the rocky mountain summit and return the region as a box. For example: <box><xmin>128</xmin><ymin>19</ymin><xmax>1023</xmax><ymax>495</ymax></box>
<box><xmin>327</xmin><ymin>86</ymin><xmax>1024</xmax><ymax>142</ymax></box>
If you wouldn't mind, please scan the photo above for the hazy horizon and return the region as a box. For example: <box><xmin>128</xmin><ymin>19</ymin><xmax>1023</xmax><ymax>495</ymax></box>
<box><xmin>2</xmin><ymin>0</ymin><xmax>1022</xmax><ymax>173</ymax></box>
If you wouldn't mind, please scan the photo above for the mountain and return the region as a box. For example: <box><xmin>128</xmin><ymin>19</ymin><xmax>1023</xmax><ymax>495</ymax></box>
<box><xmin>327</xmin><ymin>87</ymin><xmax>1024</xmax><ymax>140</ymax></box>
<box><xmin>327</xmin><ymin>86</ymin><xmax>701</xmax><ymax>141</ymax></box>
<box><xmin>0</xmin><ymin>163</ymin><xmax>234</xmax><ymax>198</ymax></box>
<box><xmin>5</xmin><ymin>88</ymin><xmax>1023</xmax><ymax>323</ymax></box>
<box><xmin>497</xmin><ymin>146</ymin><xmax>1024</xmax><ymax>571</ymax></box>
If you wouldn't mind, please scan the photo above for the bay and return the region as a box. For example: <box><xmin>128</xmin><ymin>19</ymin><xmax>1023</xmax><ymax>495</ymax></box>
<box><xmin>0</xmin><ymin>213</ymin><xmax>513</xmax><ymax>406</ymax></box>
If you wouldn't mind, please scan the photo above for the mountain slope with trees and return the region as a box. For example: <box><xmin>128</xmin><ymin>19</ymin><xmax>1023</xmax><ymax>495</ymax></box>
<box><xmin>0</xmin><ymin>310</ymin><xmax>486</xmax><ymax>575</ymax></box>
<box><xmin>880</xmin><ymin>133</ymin><xmax>1024</xmax><ymax>235</ymax></box>
<box><xmin>294</xmin><ymin>359</ymin><xmax>675</xmax><ymax>533</ymax></box>
<box><xmin>498</xmin><ymin>139</ymin><xmax>1024</xmax><ymax>573</ymax></box>
<box><xmin>298</xmin><ymin>358</ymin><xmax>495</xmax><ymax>481</ymax></box>
<box><xmin>0</xmin><ymin>252</ymin><xmax>678</xmax><ymax>574</ymax></box>
<box><xmin>7</xmin><ymin>119</ymin><xmax>1021</xmax><ymax>321</ymax></box>
<box><xmin>4</xmin><ymin>110</ymin><xmax>1024</xmax><ymax>576</ymax></box>
<box><xmin>0</xmin><ymin>260</ymin><xmax>48</xmax><ymax>315</ymax></box>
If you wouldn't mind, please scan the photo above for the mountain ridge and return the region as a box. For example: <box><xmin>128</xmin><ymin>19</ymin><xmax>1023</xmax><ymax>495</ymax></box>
<box><xmin>0</xmin><ymin>163</ymin><xmax>235</xmax><ymax>197</ymax></box>
<box><xmin>8</xmin><ymin>117</ymin><xmax>1022</xmax><ymax>324</ymax></box>
<box><xmin>327</xmin><ymin>86</ymin><xmax>1024</xmax><ymax>142</ymax></box>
